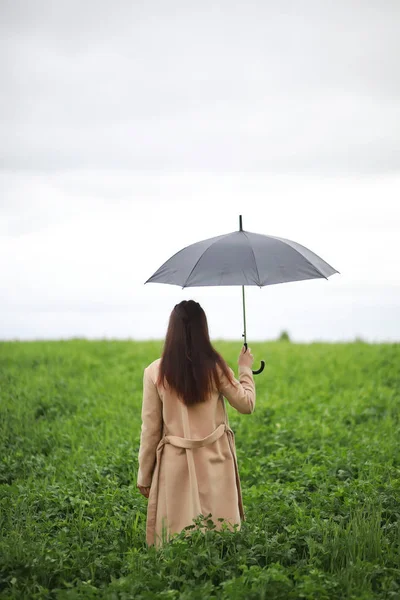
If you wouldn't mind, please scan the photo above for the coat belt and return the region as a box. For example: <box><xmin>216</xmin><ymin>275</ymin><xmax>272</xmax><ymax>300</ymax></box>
<box><xmin>162</xmin><ymin>422</ymin><xmax>228</xmax><ymax>449</ymax></box>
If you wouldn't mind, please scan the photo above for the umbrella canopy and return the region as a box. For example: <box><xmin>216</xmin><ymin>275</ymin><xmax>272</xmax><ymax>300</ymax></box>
<box><xmin>145</xmin><ymin>216</ymin><xmax>339</xmax><ymax>375</ymax></box>
<box><xmin>145</xmin><ymin>223</ymin><xmax>339</xmax><ymax>288</ymax></box>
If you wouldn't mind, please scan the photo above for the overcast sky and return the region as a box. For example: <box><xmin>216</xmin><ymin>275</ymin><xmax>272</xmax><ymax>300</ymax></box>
<box><xmin>1</xmin><ymin>0</ymin><xmax>399</xmax><ymax>343</ymax></box>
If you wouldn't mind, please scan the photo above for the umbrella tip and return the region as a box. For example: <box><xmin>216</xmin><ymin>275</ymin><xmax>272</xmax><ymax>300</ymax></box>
<box><xmin>239</xmin><ymin>215</ymin><xmax>243</xmax><ymax>231</ymax></box>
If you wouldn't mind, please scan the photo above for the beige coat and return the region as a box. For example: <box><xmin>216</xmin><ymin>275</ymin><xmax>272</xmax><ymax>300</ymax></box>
<box><xmin>136</xmin><ymin>358</ymin><xmax>256</xmax><ymax>547</ymax></box>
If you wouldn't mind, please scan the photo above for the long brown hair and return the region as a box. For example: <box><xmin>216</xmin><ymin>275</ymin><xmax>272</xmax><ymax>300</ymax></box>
<box><xmin>157</xmin><ymin>300</ymin><xmax>234</xmax><ymax>406</ymax></box>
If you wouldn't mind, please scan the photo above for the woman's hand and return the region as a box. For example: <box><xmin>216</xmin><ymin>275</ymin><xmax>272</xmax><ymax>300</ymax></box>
<box><xmin>238</xmin><ymin>345</ymin><xmax>254</xmax><ymax>369</ymax></box>
<box><xmin>137</xmin><ymin>484</ymin><xmax>151</xmax><ymax>498</ymax></box>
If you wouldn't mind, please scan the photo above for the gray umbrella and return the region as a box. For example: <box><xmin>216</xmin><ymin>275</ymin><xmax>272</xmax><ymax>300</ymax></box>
<box><xmin>145</xmin><ymin>215</ymin><xmax>340</xmax><ymax>374</ymax></box>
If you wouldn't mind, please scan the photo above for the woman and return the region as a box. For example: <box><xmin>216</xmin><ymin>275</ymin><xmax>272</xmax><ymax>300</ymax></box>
<box><xmin>136</xmin><ymin>299</ymin><xmax>256</xmax><ymax>548</ymax></box>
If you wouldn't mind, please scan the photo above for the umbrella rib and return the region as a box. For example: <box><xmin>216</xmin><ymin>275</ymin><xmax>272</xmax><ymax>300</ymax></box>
<box><xmin>182</xmin><ymin>232</ymin><xmax>233</xmax><ymax>288</ymax></box>
<box><xmin>242</xmin><ymin>231</ymin><xmax>261</xmax><ymax>287</ymax></box>
<box><xmin>292</xmin><ymin>251</ymin><xmax>329</xmax><ymax>280</ymax></box>
<box><xmin>266</xmin><ymin>235</ymin><xmax>330</xmax><ymax>280</ymax></box>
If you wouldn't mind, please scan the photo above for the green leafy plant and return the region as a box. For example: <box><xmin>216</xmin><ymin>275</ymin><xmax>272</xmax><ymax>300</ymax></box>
<box><xmin>0</xmin><ymin>339</ymin><xmax>399</xmax><ymax>599</ymax></box>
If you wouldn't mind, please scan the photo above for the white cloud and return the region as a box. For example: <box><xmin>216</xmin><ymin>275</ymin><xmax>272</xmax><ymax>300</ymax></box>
<box><xmin>1</xmin><ymin>0</ymin><xmax>399</xmax><ymax>172</ymax></box>
<box><xmin>1</xmin><ymin>1</ymin><xmax>399</xmax><ymax>340</ymax></box>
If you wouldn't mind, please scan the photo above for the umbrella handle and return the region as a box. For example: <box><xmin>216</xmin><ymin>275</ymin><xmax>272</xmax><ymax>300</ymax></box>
<box><xmin>243</xmin><ymin>342</ymin><xmax>266</xmax><ymax>376</ymax></box>
<box><xmin>252</xmin><ymin>361</ymin><xmax>265</xmax><ymax>375</ymax></box>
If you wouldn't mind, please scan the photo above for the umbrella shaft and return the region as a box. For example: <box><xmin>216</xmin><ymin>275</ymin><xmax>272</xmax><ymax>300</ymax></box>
<box><xmin>242</xmin><ymin>285</ymin><xmax>247</xmax><ymax>346</ymax></box>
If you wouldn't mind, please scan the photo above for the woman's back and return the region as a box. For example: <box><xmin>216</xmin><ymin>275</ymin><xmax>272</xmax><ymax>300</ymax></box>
<box><xmin>138</xmin><ymin>352</ymin><xmax>256</xmax><ymax>548</ymax></box>
<box><xmin>136</xmin><ymin>300</ymin><xmax>257</xmax><ymax>547</ymax></box>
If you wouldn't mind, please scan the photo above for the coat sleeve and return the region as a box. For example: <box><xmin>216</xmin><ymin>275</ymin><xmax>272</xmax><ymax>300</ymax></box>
<box><xmin>137</xmin><ymin>366</ymin><xmax>163</xmax><ymax>487</ymax></box>
<box><xmin>218</xmin><ymin>364</ymin><xmax>256</xmax><ymax>414</ymax></box>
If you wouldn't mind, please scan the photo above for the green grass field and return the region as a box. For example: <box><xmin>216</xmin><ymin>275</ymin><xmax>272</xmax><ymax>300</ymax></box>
<box><xmin>1</xmin><ymin>340</ymin><xmax>399</xmax><ymax>599</ymax></box>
